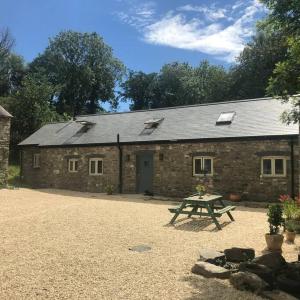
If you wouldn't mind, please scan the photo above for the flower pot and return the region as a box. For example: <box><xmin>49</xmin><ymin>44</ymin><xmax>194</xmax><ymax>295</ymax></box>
<box><xmin>229</xmin><ymin>193</ymin><xmax>241</xmax><ymax>202</ymax></box>
<box><xmin>285</xmin><ymin>231</ymin><xmax>296</xmax><ymax>243</ymax></box>
<box><xmin>265</xmin><ymin>233</ymin><xmax>284</xmax><ymax>251</ymax></box>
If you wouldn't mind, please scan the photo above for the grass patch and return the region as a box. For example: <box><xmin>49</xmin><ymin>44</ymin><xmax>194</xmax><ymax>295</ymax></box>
<box><xmin>8</xmin><ymin>165</ymin><xmax>21</xmax><ymax>187</ymax></box>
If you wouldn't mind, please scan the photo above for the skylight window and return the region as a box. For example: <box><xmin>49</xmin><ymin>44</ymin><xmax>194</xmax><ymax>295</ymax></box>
<box><xmin>140</xmin><ymin>117</ymin><xmax>164</xmax><ymax>135</ymax></box>
<box><xmin>216</xmin><ymin>111</ymin><xmax>235</xmax><ymax>125</ymax></box>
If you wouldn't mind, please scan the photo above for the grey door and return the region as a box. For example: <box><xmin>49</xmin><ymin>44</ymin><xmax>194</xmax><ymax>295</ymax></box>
<box><xmin>136</xmin><ymin>153</ymin><xmax>153</xmax><ymax>194</ymax></box>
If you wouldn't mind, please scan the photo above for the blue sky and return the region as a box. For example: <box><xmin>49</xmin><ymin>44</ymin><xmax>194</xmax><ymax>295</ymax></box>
<box><xmin>1</xmin><ymin>0</ymin><xmax>267</xmax><ymax>110</ymax></box>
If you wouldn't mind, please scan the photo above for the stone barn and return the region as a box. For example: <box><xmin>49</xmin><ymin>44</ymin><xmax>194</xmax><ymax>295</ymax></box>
<box><xmin>0</xmin><ymin>105</ymin><xmax>12</xmax><ymax>186</ymax></box>
<box><xmin>19</xmin><ymin>97</ymin><xmax>299</xmax><ymax>201</ymax></box>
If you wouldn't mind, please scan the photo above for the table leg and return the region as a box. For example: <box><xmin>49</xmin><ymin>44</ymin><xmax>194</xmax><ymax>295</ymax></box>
<box><xmin>206</xmin><ymin>204</ymin><xmax>222</xmax><ymax>230</ymax></box>
<box><xmin>169</xmin><ymin>201</ymin><xmax>186</xmax><ymax>224</ymax></box>
<box><xmin>219</xmin><ymin>199</ymin><xmax>235</xmax><ymax>221</ymax></box>
<box><xmin>188</xmin><ymin>206</ymin><xmax>198</xmax><ymax>218</ymax></box>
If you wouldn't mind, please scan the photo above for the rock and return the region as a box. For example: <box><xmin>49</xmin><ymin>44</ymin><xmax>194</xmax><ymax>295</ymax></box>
<box><xmin>229</xmin><ymin>271</ymin><xmax>267</xmax><ymax>294</ymax></box>
<box><xmin>239</xmin><ymin>262</ymin><xmax>274</xmax><ymax>287</ymax></box>
<box><xmin>276</xmin><ymin>274</ymin><xmax>300</xmax><ymax>298</ymax></box>
<box><xmin>224</xmin><ymin>247</ymin><xmax>255</xmax><ymax>262</ymax></box>
<box><xmin>223</xmin><ymin>261</ymin><xmax>240</xmax><ymax>272</ymax></box>
<box><xmin>198</xmin><ymin>249</ymin><xmax>226</xmax><ymax>266</ymax></box>
<box><xmin>191</xmin><ymin>261</ymin><xmax>231</xmax><ymax>279</ymax></box>
<box><xmin>253</xmin><ymin>252</ymin><xmax>286</xmax><ymax>271</ymax></box>
<box><xmin>261</xmin><ymin>290</ymin><xmax>298</xmax><ymax>300</ymax></box>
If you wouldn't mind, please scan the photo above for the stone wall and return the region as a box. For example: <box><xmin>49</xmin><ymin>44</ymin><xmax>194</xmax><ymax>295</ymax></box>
<box><xmin>21</xmin><ymin>138</ymin><xmax>298</xmax><ymax>201</ymax></box>
<box><xmin>0</xmin><ymin>118</ymin><xmax>11</xmax><ymax>186</ymax></box>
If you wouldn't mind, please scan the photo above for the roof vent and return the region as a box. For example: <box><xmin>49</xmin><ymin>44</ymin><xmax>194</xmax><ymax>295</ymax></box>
<box><xmin>140</xmin><ymin>117</ymin><xmax>164</xmax><ymax>135</ymax></box>
<box><xmin>216</xmin><ymin>112</ymin><xmax>235</xmax><ymax>125</ymax></box>
<box><xmin>75</xmin><ymin>120</ymin><xmax>95</xmax><ymax>133</ymax></box>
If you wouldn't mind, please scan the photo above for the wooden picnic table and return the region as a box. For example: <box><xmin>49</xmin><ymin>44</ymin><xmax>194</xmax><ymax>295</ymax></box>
<box><xmin>168</xmin><ymin>194</ymin><xmax>236</xmax><ymax>230</ymax></box>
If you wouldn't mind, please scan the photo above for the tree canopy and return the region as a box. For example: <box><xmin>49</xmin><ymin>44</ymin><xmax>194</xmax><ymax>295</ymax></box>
<box><xmin>30</xmin><ymin>30</ymin><xmax>125</xmax><ymax>116</ymax></box>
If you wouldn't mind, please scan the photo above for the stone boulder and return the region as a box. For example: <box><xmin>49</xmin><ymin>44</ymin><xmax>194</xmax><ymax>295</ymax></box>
<box><xmin>253</xmin><ymin>252</ymin><xmax>286</xmax><ymax>271</ymax></box>
<box><xmin>224</xmin><ymin>247</ymin><xmax>255</xmax><ymax>262</ymax></box>
<box><xmin>230</xmin><ymin>271</ymin><xmax>268</xmax><ymax>294</ymax></box>
<box><xmin>198</xmin><ymin>249</ymin><xmax>226</xmax><ymax>266</ymax></box>
<box><xmin>191</xmin><ymin>261</ymin><xmax>231</xmax><ymax>279</ymax></box>
<box><xmin>239</xmin><ymin>262</ymin><xmax>274</xmax><ymax>287</ymax></box>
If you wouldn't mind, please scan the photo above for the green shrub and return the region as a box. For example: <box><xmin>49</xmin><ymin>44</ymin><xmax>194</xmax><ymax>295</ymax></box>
<box><xmin>267</xmin><ymin>204</ymin><xmax>284</xmax><ymax>235</ymax></box>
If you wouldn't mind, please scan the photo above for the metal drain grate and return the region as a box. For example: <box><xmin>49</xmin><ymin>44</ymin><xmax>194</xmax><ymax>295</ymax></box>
<box><xmin>129</xmin><ymin>245</ymin><xmax>151</xmax><ymax>252</ymax></box>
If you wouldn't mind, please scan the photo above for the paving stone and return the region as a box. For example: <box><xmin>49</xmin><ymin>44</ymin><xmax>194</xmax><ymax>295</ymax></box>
<box><xmin>191</xmin><ymin>261</ymin><xmax>231</xmax><ymax>279</ymax></box>
<box><xmin>198</xmin><ymin>249</ymin><xmax>226</xmax><ymax>266</ymax></box>
<box><xmin>129</xmin><ymin>245</ymin><xmax>151</xmax><ymax>252</ymax></box>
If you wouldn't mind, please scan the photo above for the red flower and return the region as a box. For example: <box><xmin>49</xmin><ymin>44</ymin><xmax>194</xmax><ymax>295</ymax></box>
<box><xmin>279</xmin><ymin>194</ymin><xmax>291</xmax><ymax>202</ymax></box>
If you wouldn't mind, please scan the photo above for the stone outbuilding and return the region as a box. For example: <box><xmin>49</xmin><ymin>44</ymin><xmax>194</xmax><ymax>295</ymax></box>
<box><xmin>19</xmin><ymin>97</ymin><xmax>299</xmax><ymax>201</ymax></box>
<box><xmin>0</xmin><ymin>105</ymin><xmax>12</xmax><ymax>186</ymax></box>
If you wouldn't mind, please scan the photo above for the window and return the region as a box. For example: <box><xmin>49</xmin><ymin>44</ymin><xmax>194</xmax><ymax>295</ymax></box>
<box><xmin>68</xmin><ymin>158</ymin><xmax>79</xmax><ymax>173</ymax></box>
<box><xmin>216</xmin><ymin>111</ymin><xmax>235</xmax><ymax>125</ymax></box>
<box><xmin>193</xmin><ymin>156</ymin><xmax>213</xmax><ymax>176</ymax></box>
<box><xmin>89</xmin><ymin>158</ymin><xmax>103</xmax><ymax>175</ymax></box>
<box><xmin>33</xmin><ymin>153</ymin><xmax>40</xmax><ymax>168</ymax></box>
<box><xmin>261</xmin><ymin>157</ymin><xmax>286</xmax><ymax>177</ymax></box>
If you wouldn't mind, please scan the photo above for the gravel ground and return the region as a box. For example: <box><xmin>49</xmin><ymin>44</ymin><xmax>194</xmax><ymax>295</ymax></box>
<box><xmin>0</xmin><ymin>188</ymin><xmax>299</xmax><ymax>300</ymax></box>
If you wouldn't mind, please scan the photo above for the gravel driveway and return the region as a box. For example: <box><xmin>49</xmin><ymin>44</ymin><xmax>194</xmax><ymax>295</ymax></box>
<box><xmin>0</xmin><ymin>188</ymin><xmax>298</xmax><ymax>299</ymax></box>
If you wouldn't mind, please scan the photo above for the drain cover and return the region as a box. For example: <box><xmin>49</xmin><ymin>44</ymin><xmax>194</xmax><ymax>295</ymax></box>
<box><xmin>129</xmin><ymin>245</ymin><xmax>151</xmax><ymax>252</ymax></box>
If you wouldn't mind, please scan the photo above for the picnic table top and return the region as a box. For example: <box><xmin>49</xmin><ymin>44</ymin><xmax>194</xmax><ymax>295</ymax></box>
<box><xmin>183</xmin><ymin>194</ymin><xmax>222</xmax><ymax>203</ymax></box>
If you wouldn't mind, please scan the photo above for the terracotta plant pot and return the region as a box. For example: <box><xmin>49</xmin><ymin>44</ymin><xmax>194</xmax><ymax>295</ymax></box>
<box><xmin>285</xmin><ymin>231</ymin><xmax>296</xmax><ymax>243</ymax></box>
<box><xmin>229</xmin><ymin>193</ymin><xmax>241</xmax><ymax>202</ymax></box>
<box><xmin>265</xmin><ymin>233</ymin><xmax>284</xmax><ymax>251</ymax></box>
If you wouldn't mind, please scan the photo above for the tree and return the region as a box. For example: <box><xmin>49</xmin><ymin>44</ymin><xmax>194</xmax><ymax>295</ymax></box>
<box><xmin>0</xmin><ymin>28</ymin><xmax>14</xmax><ymax>63</ymax></box>
<box><xmin>29</xmin><ymin>30</ymin><xmax>125</xmax><ymax>116</ymax></box>
<box><xmin>120</xmin><ymin>61</ymin><xmax>230</xmax><ymax>110</ymax></box>
<box><xmin>0</xmin><ymin>74</ymin><xmax>67</xmax><ymax>147</ymax></box>
<box><xmin>0</xmin><ymin>53</ymin><xmax>26</xmax><ymax>96</ymax></box>
<box><xmin>228</xmin><ymin>24</ymin><xmax>287</xmax><ymax>100</ymax></box>
<box><xmin>259</xmin><ymin>0</ymin><xmax>300</xmax><ymax>123</ymax></box>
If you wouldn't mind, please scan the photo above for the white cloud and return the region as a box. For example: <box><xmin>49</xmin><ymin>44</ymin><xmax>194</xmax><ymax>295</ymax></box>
<box><xmin>116</xmin><ymin>0</ymin><xmax>266</xmax><ymax>62</ymax></box>
<box><xmin>178</xmin><ymin>4</ymin><xmax>228</xmax><ymax>21</ymax></box>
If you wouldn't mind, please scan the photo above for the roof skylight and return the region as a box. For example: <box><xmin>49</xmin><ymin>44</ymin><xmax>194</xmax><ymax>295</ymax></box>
<box><xmin>216</xmin><ymin>111</ymin><xmax>235</xmax><ymax>125</ymax></box>
<box><xmin>140</xmin><ymin>117</ymin><xmax>164</xmax><ymax>135</ymax></box>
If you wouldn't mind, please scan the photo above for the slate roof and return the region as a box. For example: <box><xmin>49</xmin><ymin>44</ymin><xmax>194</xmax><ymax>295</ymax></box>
<box><xmin>19</xmin><ymin>97</ymin><xmax>299</xmax><ymax>147</ymax></box>
<box><xmin>0</xmin><ymin>105</ymin><xmax>12</xmax><ymax>118</ymax></box>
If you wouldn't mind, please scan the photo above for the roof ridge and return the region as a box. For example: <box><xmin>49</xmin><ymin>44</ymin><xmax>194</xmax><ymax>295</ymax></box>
<box><xmin>76</xmin><ymin>97</ymin><xmax>274</xmax><ymax>117</ymax></box>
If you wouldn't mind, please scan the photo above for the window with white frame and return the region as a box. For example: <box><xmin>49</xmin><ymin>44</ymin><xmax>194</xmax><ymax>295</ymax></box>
<box><xmin>33</xmin><ymin>153</ymin><xmax>40</xmax><ymax>168</ymax></box>
<box><xmin>68</xmin><ymin>158</ymin><xmax>79</xmax><ymax>173</ymax></box>
<box><xmin>193</xmin><ymin>156</ymin><xmax>213</xmax><ymax>176</ymax></box>
<box><xmin>89</xmin><ymin>158</ymin><xmax>103</xmax><ymax>175</ymax></box>
<box><xmin>261</xmin><ymin>157</ymin><xmax>286</xmax><ymax>177</ymax></box>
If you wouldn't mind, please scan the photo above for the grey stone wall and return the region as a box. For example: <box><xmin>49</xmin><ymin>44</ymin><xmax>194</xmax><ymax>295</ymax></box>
<box><xmin>21</xmin><ymin>138</ymin><xmax>298</xmax><ymax>201</ymax></box>
<box><xmin>0</xmin><ymin>118</ymin><xmax>11</xmax><ymax>186</ymax></box>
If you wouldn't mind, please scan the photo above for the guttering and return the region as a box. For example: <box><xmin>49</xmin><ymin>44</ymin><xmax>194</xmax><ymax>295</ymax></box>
<box><xmin>117</xmin><ymin>134</ymin><xmax>123</xmax><ymax>194</ymax></box>
<box><xmin>18</xmin><ymin>134</ymin><xmax>299</xmax><ymax>149</ymax></box>
<box><xmin>290</xmin><ymin>138</ymin><xmax>295</xmax><ymax>198</ymax></box>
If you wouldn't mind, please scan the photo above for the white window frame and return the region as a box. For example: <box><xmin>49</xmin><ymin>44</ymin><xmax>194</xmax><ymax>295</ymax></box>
<box><xmin>68</xmin><ymin>158</ymin><xmax>79</xmax><ymax>173</ymax></box>
<box><xmin>33</xmin><ymin>153</ymin><xmax>40</xmax><ymax>168</ymax></box>
<box><xmin>89</xmin><ymin>158</ymin><xmax>103</xmax><ymax>176</ymax></box>
<box><xmin>261</xmin><ymin>156</ymin><xmax>287</xmax><ymax>177</ymax></box>
<box><xmin>193</xmin><ymin>156</ymin><xmax>213</xmax><ymax>176</ymax></box>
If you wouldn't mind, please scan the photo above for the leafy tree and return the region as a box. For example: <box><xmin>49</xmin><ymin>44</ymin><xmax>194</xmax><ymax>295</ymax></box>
<box><xmin>120</xmin><ymin>61</ymin><xmax>230</xmax><ymax>110</ymax></box>
<box><xmin>260</xmin><ymin>0</ymin><xmax>300</xmax><ymax>123</ymax></box>
<box><xmin>0</xmin><ymin>74</ymin><xmax>67</xmax><ymax>147</ymax></box>
<box><xmin>30</xmin><ymin>30</ymin><xmax>125</xmax><ymax>116</ymax></box>
<box><xmin>229</xmin><ymin>24</ymin><xmax>287</xmax><ymax>100</ymax></box>
<box><xmin>0</xmin><ymin>28</ymin><xmax>14</xmax><ymax>63</ymax></box>
<box><xmin>0</xmin><ymin>53</ymin><xmax>27</xmax><ymax>96</ymax></box>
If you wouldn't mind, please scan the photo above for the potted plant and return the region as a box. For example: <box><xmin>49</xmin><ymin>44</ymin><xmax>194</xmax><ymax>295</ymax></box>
<box><xmin>196</xmin><ymin>184</ymin><xmax>206</xmax><ymax>198</ymax></box>
<box><xmin>265</xmin><ymin>204</ymin><xmax>284</xmax><ymax>251</ymax></box>
<box><xmin>105</xmin><ymin>184</ymin><xmax>114</xmax><ymax>195</ymax></box>
<box><xmin>228</xmin><ymin>192</ymin><xmax>241</xmax><ymax>202</ymax></box>
<box><xmin>279</xmin><ymin>194</ymin><xmax>300</xmax><ymax>233</ymax></box>
<box><xmin>285</xmin><ymin>220</ymin><xmax>296</xmax><ymax>243</ymax></box>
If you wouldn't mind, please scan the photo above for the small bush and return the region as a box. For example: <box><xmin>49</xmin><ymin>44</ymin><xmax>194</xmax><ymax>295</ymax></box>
<box><xmin>267</xmin><ymin>204</ymin><xmax>284</xmax><ymax>235</ymax></box>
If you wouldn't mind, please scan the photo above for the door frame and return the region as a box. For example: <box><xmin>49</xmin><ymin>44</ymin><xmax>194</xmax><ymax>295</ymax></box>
<box><xmin>136</xmin><ymin>150</ymin><xmax>154</xmax><ymax>194</ymax></box>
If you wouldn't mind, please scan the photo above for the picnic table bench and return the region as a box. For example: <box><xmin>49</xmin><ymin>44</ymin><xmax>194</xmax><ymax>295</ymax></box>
<box><xmin>168</xmin><ymin>194</ymin><xmax>236</xmax><ymax>230</ymax></box>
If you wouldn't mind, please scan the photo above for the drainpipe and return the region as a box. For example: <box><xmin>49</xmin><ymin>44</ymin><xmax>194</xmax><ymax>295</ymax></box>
<box><xmin>117</xmin><ymin>134</ymin><xmax>123</xmax><ymax>194</ymax></box>
<box><xmin>290</xmin><ymin>138</ymin><xmax>295</xmax><ymax>198</ymax></box>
